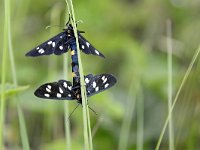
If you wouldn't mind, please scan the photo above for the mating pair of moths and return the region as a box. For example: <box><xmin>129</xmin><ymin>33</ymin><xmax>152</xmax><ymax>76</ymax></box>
<box><xmin>26</xmin><ymin>22</ymin><xmax>117</xmax><ymax>104</ymax></box>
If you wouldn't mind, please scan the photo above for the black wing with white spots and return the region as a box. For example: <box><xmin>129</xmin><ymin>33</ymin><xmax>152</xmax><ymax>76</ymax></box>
<box><xmin>26</xmin><ymin>32</ymin><xmax>70</xmax><ymax>57</ymax></box>
<box><xmin>84</xmin><ymin>74</ymin><xmax>94</xmax><ymax>84</ymax></box>
<box><xmin>34</xmin><ymin>80</ymin><xmax>75</xmax><ymax>100</ymax></box>
<box><xmin>85</xmin><ymin>74</ymin><xmax>117</xmax><ymax>97</ymax></box>
<box><xmin>78</xmin><ymin>33</ymin><xmax>105</xmax><ymax>58</ymax></box>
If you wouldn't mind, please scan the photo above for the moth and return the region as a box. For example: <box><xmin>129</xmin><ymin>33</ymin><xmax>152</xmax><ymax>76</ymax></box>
<box><xmin>34</xmin><ymin>74</ymin><xmax>117</xmax><ymax>103</ymax></box>
<box><xmin>26</xmin><ymin>19</ymin><xmax>117</xmax><ymax>104</ymax></box>
<box><xmin>25</xmin><ymin>23</ymin><xmax>105</xmax><ymax>58</ymax></box>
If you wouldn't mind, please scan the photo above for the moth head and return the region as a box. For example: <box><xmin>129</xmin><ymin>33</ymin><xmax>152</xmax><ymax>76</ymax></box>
<box><xmin>64</xmin><ymin>23</ymin><xmax>73</xmax><ymax>31</ymax></box>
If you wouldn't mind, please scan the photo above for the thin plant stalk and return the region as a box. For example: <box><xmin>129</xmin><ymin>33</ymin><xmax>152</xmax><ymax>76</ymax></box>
<box><xmin>0</xmin><ymin>0</ymin><xmax>9</xmax><ymax>149</ymax></box>
<box><xmin>63</xmin><ymin>3</ymin><xmax>71</xmax><ymax>150</ymax></box>
<box><xmin>63</xmin><ymin>55</ymin><xmax>71</xmax><ymax>150</ymax></box>
<box><xmin>118</xmin><ymin>80</ymin><xmax>137</xmax><ymax>150</ymax></box>
<box><xmin>7</xmin><ymin>0</ymin><xmax>30</xmax><ymax>148</ymax></box>
<box><xmin>86</xmin><ymin>104</ymin><xmax>93</xmax><ymax>150</ymax></box>
<box><xmin>66</xmin><ymin>0</ymin><xmax>93</xmax><ymax>149</ymax></box>
<box><xmin>136</xmin><ymin>85</ymin><xmax>144</xmax><ymax>150</ymax></box>
<box><xmin>155</xmin><ymin>46</ymin><xmax>200</xmax><ymax>150</ymax></box>
<box><xmin>166</xmin><ymin>19</ymin><xmax>174</xmax><ymax>150</ymax></box>
<box><xmin>16</xmin><ymin>102</ymin><xmax>30</xmax><ymax>150</ymax></box>
<box><xmin>64</xmin><ymin>99</ymin><xmax>71</xmax><ymax>150</ymax></box>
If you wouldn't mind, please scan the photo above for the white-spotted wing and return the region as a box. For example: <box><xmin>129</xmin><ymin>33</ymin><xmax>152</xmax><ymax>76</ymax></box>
<box><xmin>78</xmin><ymin>33</ymin><xmax>105</xmax><ymax>58</ymax></box>
<box><xmin>34</xmin><ymin>80</ymin><xmax>75</xmax><ymax>100</ymax></box>
<box><xmin>34</xmin><ymin>74</ymin><xmax>116</xmax><ymax>100</ymax></box>
<box><xmin>26</xmin><ymin>32</ymin><xmax>70</xmax><ymax>57</ymax></box>
<box><xmin>85</xmin><ymin>74</ymin><xmax>117</xmax><ymax>97</ymax></box>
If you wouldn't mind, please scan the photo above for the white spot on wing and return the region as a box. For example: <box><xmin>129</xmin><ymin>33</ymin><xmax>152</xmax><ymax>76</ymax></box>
<box><xmin>46</xmin><ymin>88</ymin><xmax>51</xmax><ymax>93</ymax></box>
<box><xmin>68</xmin><ymin>94</ymin><xmax>71</xmax><ymax>97</ymax></box>
<box><xmin>101</xmin><ymin>76</ymin><xmax>105</xmax><ymax>80</ymax></box>
<box><xmin>95</xmin><ymin>87</ymin><xmax>99</xmax><ymax>92</ymax></box>
<box><xmin>81</xmin><ymin>45</ymin><xmax>85</xmax><ymax>49</ymax></box>
<box><xmin>57</xmin><ymin>93</ymin><xmax>62</xmax><ymax>98</ymax></box>
<box><xmin>104</xmin><ymin>83</ymin><xmax>109</xmax><ymax>88</ymax></box>
<box><xmin>36</xmin><ymin>47</ymin><xmax>39</xmax><ymax>50</ymax></box>
<box><xmin>59</xmin><ymin>46</ymin><xmax>63</xmax><ymax>50</ymax></box>
<box><xmin>103</xmin><ymin>78</ymin><xmax>107</xmax><ymax>83</ymax></box>
<box><xmin>47</xmin><ymin>85</ymin><xmax>51</xmax><ymax>89</ymax></box>
<box><xmin>38</xmin><ymin>49</ymin><xmax>44</xmax><ymax>54</ymax></box>
<box><xmin>85</xmin><ymin>78</ymin><xmax>89</xmax><ymax>84</ymax></box>
<box><xmin>68</xmin><ymin>86</ymin><xmax>72</xmax><ymax>90</ymax></box>
<box><xmin>52</xmin><ymin>42</ymin><xmax>56</xmax><ymax>47</ymax></box>
<box><xmin>63</xmin><ymin>82</ymin><xmax>67</xmax><ymax>88</ymax></box>
<box><xmin>92</xmin><ymin>82</ymin><xmax>96</xmax><ymax>88</ymax></box>
<box><xmin>48</xmin><ymin>41</ymin><xmax>52</xmax><ymax>45</ymax></box>
<box><xmin>86</xmin><ymin>42</ymin><xmax>90</xmax><ymax>47</ymax></box>
<box><xmin>59</xmin><ymin>87</ymin><xmax>63</xmax><ymax>94</ymax></box>
<box><xmin>95</xmin><ymin>50</ymin><xmax>100</xmax><ymax>55</ymax></box>
<box><xmin>44</xmin><ymin>93</ymin><xmax>50</xmax><ymax>97</ymax></box>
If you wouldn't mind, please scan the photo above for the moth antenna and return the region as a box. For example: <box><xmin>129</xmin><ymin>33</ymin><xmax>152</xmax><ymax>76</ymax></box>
<box><xmin>45</xmin><ymin>25</ymin><xmax>65</xmax><ymax>29</ymax></box>
<box><xmin>88</xmin><ymin>106</ymin><xmax>98</xmax><ymax>115</ymax></box>
<box><xmin>66</xmin><ymin>14</ymin><xmax>71</xmax><ymax>26</ymax></box>
<box><xmin>66</xmin><ymin>104</ymin><xmax>80</xmax><ymax>122</ymax></box>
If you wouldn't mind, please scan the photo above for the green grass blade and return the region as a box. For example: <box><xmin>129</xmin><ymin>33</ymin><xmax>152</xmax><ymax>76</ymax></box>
<box><xmin>0</xmin><ymin>85</ymin><xmax>29</xmax><ymax>97</ymax></box>
<box><xmin>7</xmin><ymin>0</ymin><xmax>30</xmax><ymax>148</ymax></box>
<box><xmin>64</xmin><ymin>102</ymin><xmax>71</xmax><ymax>150</ymax></box>
<box><xmin>166</xmin><ymin>19</ymin><xmax>174</xmax><ymax>150</ymax></box>
<box><xmin>64</xmin><ymin>2</ymin><xmax>72</xmax><ymax>150</ymax></box>
<box><xmin>63</xmin><ymin>55</ymin><xmax>71</xmax><ymax>150</ymax></box>
<box><xmin>66</xmin><ymin>0</ymin><xmax>93</xmax><ymax>149</ymax></box>
<box><xmin>0</xmin><ymin>0</ymin><xmax>9</xmax><ymax>149</ymax></box>
<box><xmin>17</xmin><ymin>101</ymin><xmax>30</xmax><ymax>150</ymax></box>
<box><xmin>136</xmin><ymin>85</ymin><xmax>144</xmax><ymax>150</ymax></box>
<box><xmin>155</xmin><ymin>46</ymin><xmax>200</xmax><ymax>150</ymax></box>
<box><xmin>86</xmin><ymin>105</ymin><xmax>93</xmax><ymax>150</ymax></box>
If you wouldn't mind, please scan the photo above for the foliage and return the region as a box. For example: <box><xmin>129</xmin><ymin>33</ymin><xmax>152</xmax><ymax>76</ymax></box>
<box><xmin>1</xmin><ymin>0</ymin><xmax>200</xmax><ymax>149</ymax></box>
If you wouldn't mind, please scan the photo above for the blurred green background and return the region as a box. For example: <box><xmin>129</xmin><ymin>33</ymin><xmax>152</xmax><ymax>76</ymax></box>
<box><xmin>1</xmin><ymin>0</ymin><xmax>200</xmax><ymax>149</ymax></box>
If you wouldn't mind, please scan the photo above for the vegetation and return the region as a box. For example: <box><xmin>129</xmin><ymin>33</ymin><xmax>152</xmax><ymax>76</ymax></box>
<box><xmin>1</xmin><ymin>0</ymin><xmax>200</xmax><ymax>149</ymax></box>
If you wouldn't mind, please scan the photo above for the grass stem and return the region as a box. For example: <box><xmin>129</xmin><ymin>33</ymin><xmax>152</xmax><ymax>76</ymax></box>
<box><xmin>63</xmin><ymin>54</ymin><xmax>71</xmax><ymax>150</ymax></box>
<box><xmin>155</xmin><ymin>46</ymin><xmax>200</xmax><ymax>150</ymax></box>
<box><xmin>166</xmin><ymin>19</ymin><xmax>174</xmax><ymax>150</ymax></box>
<box><xmin>17</xmin><ymin>101</ymin><xmax>30</xmax><ymax>150</ymax></box>
<box><xmin>7</xmin><ymin>0</ymin><xmax>30</xmax><ymax>149</ymax></box>
<box><xmin>63</xmin><ymin>2</ymin><xmax>72</xmax><ymax>150</ymax></box>
<box><xmin>136</xmin><ymin>85</ymin><xmax>144</xmax><ymax>150</ymax></box>
<box><xmin>66</xmin><ymin>0</ymin><xmax>93</xmax><ymax>149</ymax></box>
<box><xmin>0</xmin><ymin>0</ymin><xmax>9</xmax><ymax>149</ymax></box>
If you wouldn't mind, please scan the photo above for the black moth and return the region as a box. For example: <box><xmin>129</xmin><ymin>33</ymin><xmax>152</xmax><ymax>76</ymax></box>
<box><xmin>25</xmin><ymin>24</ymin><xmax>105</xmax><ymax>58</ymax></box>
<box><xmin>34</xmin><ymin>74</ymin><xmax>117</xmax><ymax>103</ymax></box>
